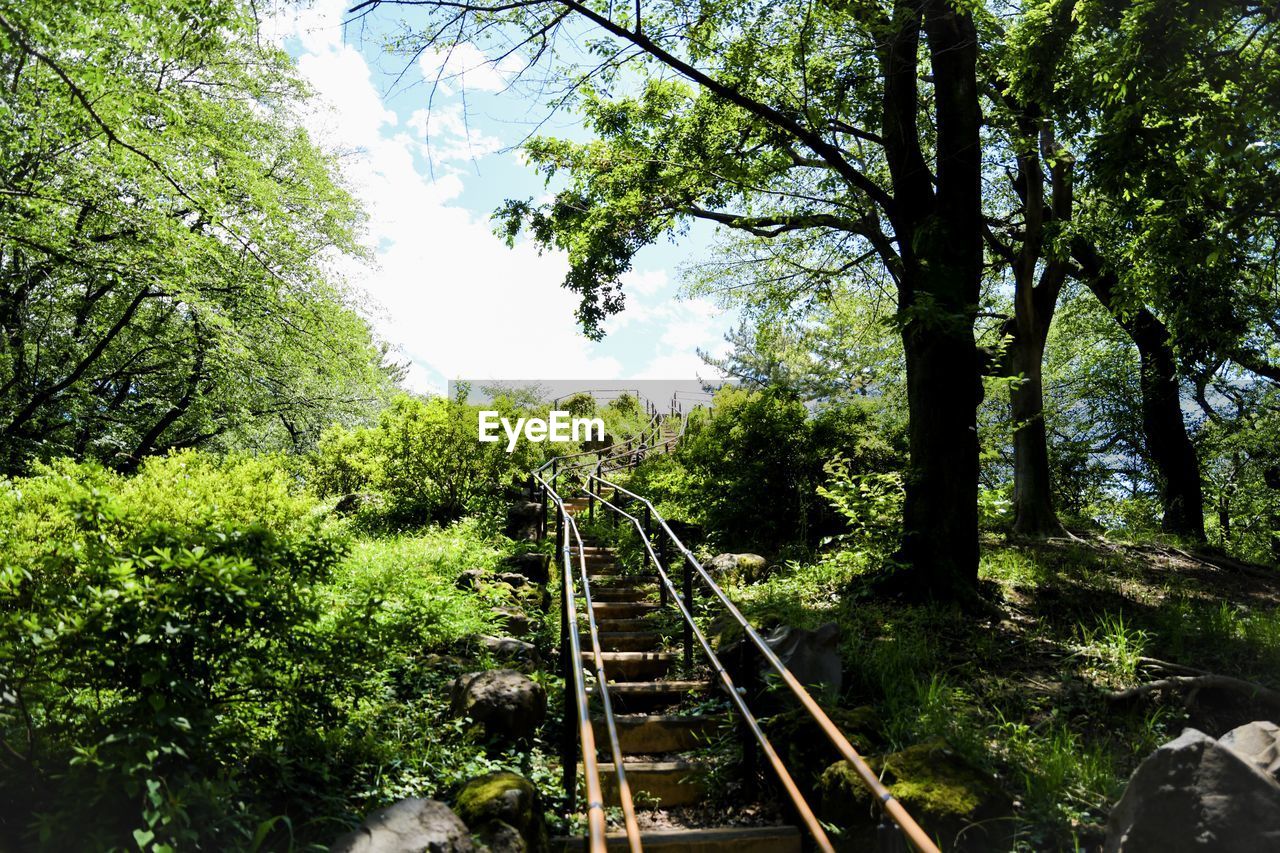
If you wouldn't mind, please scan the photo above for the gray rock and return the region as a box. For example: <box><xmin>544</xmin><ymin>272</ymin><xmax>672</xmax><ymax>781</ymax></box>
<box><xmin>329</xmin><ymin>798</ymin><xmax>475</xmax><ymax>853</ymax></box>
<box><xmin>495</xmin><ymin>572</ymin><xmax>529</xmax><ymax>589</ymax></box>
<box><xmin>333</xmin><ymin>492</ymin><xmax>385</xmax><ymax>518</ymax></box>
<box><xmin>456</xmin><ymin>569</ymin><xmax>490</xmax><ymax>591</ymax></box>
<box><xmin>450</xmin><ymin>669</ymin><xmax>547</xmax><ymax>741</ymax></box>
<box><xmin>719</xmin><ymin>622</ymin><xmax>842</xmax><ymax>705</ymax></box>
<box><xmin>493</xmin><ymin>607</ymin><xmax>532</xmax><ymax>637</ymax></box>
<box><xmin>707</xmin><ymin>553</ymin><xmax>769</xmax><ymax>583</ymax></box>
<box><xmin>500</xmin><ymin>553</ymin><xmax>550</xmax><ymax>584</ymax></box>
<box><xmin>1105</xmin><ymin>727</ymin><xmax>1280</xmax><ymax>852</ymax></box>
<box><xmin>504</xmin><ymin>501</ymin><xmax>543</xmax><ymax>541</ymax></box>
<box><xmin>469</xmin><ymin>635</ymin><xmax>540</xmax><ymax>667</ymax></box>
<box><xmin>1220</xmin><ymin>720</ymin><xmax>1280</xmax><ymax>779</ymax></box>
<box><xmin>766</xmin><ymin>622</ymin><xmax>842</xmax><ymax>702</ymax></box>
<box><xmin>475</xmin><ymin>821</ymin><xmax>525</xmax><ymax>853</ymax></box>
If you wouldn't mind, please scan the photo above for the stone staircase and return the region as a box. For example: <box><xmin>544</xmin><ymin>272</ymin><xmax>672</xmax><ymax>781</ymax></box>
<box><xmin>551</xmin><ymin>503</ymin><xmax>801</xmax><ymax>853</ymax></box>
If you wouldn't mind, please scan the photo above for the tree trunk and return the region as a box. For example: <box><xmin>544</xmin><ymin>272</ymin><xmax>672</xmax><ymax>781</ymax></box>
<box><xmin>1010</xmin><ymin>333</ymin><xmax>1064</xmax><ymax>536</ymax></box>
<box><xmin>880</xmin><ymin>0</ymin><xmax>985</xmax><ymax>597</ymax></box>
<box><xmin>1130</xmin><ymin>315</ymin><xmax>1206</xmax><ymax>540</ymax></box>
<box><xmin>898</xmin><ymin>301</ymin><xmax>982</xmax><ymax>596</ymax></box>
<box><xmin>1073</xmin><ymin>240</ymin><xmax>1207</xmax><ymax>541</ymax></box>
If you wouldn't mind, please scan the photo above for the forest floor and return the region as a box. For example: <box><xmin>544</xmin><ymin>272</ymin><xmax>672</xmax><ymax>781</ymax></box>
<box><xmin>678</xmin><ymin>534</ymin><xmax>1280</xmax><ymax>851</ymax></box>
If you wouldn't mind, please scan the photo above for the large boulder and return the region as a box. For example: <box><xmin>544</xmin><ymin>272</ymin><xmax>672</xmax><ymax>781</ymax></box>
<box><xmin>333</xmin><ymin>492</ymin><xmax>385</xmax><ymax>518</ymax></box>
<box><xmin>501</xmin><ymin>553</ymin><xmax>550</xmax><ymax>584</ymax></box>
<box><xmin>329</xmin><ymin>798</ymin><xmax>474</xmax><ymax>853</ymax></box>
<box><xmin>721</xmin><ymin>622</ymin><xmax>843</xmax><ymax>704</ymax></box>
<box><xmin>1219</xmin><ymin>720</ymin><xmax>1280</xmax><ymax>778</ymax></box>
<box><xmin>456</xmin><ymin>771</ymin><xmax>548</xmax><ymax>853</ymax></box>
<box><xmin>450</xmin><ymin>669</ymin><xmax>547</xmax><ymax>741</ymax></box>
<box><xmin>818</xmin><ymin>739</ymin><xmax>1011</xmax><ymax>851</ymax></box>
<box><xmin>1105</xmin><ymin>726</ymin><xmax>1280</xmax><ymax>851</ymax></box>
<box><xmin>707</xmin><ymin>553</ymin><xmax>770</xmax><ymax>584</ymax></box>
<box><xmin>456</xmin><ymin>568</ymin><xmax>490</xmax><ymax>591</ymax></box>
<box><xmin>504</xmin><ymin>501</ymin><xmax>543</xmax><ymax>541</ymax></box>
<box><xmin>766</xmin><ymin>623</ymin><xmax>842</xmax><ymax>702</ymax></box>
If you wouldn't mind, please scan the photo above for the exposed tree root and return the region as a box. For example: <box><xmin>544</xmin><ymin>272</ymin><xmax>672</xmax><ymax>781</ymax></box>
<box><xmin>1107</xmin><ymin>674</ymin><xmax>1280</xmax><ymax>711</ymax></box>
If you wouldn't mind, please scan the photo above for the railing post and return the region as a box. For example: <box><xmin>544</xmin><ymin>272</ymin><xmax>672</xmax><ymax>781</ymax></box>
<box><xmin>560</xmin><ymin>550</ymin><xmax>577</xmax><ymax>813</ymax></box>
<box><xmin>588</xmin><ymin>477</ymin><xmax>595</xmax><ymax>522</ymax></box>
<box><xmin>657</xmin><ymin>536</ymin><xmax>668</xmax><ymax>607</ymax></box>
<box><xmin>739</xmin><ymin>660</ymin><xmax>760</xmax><ymax>798</ymax></box>
<box><xmin>555</xmin><ymin>505</ymin><xmax>564</xmax><ymax>564</ymax></box>
<box><xmin>539</xmin><ymin>481</ymin><xmax>547</xmax><ymax>540</ymax></box>
<box><xmin>683</xmin><ymin>552</ymin><xmax>694</xmax><ymax>670</ymax></box>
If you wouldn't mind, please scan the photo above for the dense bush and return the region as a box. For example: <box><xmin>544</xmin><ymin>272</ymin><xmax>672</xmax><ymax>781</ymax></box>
<box><xmin>311</xmin><ymin>394</ymin><xmax>550</xmax><ymax>528</ymax></box>
<box><xmin>627</xmin><ymin>387</ymin><xmax>903</xmax><ymax>555</ymax></box>
<box><xmin>0</xmin><ymin>452</ymin><xmax>511</xmax><ymax>850</ymax></box>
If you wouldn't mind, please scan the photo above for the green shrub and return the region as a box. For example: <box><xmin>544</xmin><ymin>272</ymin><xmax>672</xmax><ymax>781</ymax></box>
<box><xmin>311</xmin><ymin>393</ymin><xmax>549</xmax><ymax>529</ymax></box>
<box><xmin>0</xmin><ymin>453</ymin><xmax>351</xmax><ymax>849</ymax></box>
<box><xmin>628</xmin><ymin>388</ymin><xmax>902</xmax><ymax>555</ymax></box>
<box><xmin>816</xmin><ymin>456</ymin><xmax>904</xmax><ymax>554</ymax></box>
<box><xmin>0</xmin><ymin>453</ymin><xmax>517</xmax><ymax>849</ymax></box>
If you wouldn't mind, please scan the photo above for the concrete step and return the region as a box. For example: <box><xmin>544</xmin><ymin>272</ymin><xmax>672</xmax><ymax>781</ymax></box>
<box><xmin>597</xmin><ymin>631</ymin><xmax>662</xmax><ymax>652</ymax></box>
<box><xmin>584</xmin><ymin>565</ymin><xmax>626</xmax><ymax>577</ymax></box>
<box><xmin>596</xmin><ymin>759</ymin><xmax>705</xmax><ymax>807</ymax></box>
<box><xmin>590</xmin><ymin>586</ymin><xmax>656</xmax><ymax>603</ymax></box>
<box><xmin>597</xmin><ymin>713</ymin><xmax>721</xmax><ymax>755</ymax></box>
<box><xmin>588</xmin><ymin>680</ymin><xmax>711</xmax><ymax>711</ymax></box>
<box><xmin>592</xmin><ymin>617</ymin><xmax>657</xmax><ymax>634</ymax></box>
<box><xmin>591</xmin><ymin>601</ymin><xmax>661</xmax><ymax>619</ymax></box>
<box><xmin>552</xmin><ymin>826</ymin><xmax>801</xmax><ymax>853</ymax></box>
<box><xmin>588</xmin><ymin>575</ymin><xmax>655</xmax><ymax>588</ymax></box>
<box><xmin>580</xmin><ymin>651</ymin><xmax>676</xmax><ymax>680</ymax></box>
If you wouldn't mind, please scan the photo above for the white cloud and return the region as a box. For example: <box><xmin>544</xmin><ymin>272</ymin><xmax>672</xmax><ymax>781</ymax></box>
<box><xmin>268</xmin><ymin>1</ymin><xmax>733</xmax><ymax>394</ymax></box>
<box><xmin>626</xmin><ymin>269</ymin><xmax>668</xmax><ymax>297</ymax></box>
<box><xmin>406</xmin><ymin>105</ymin><xmax>502</xmax><ymax>164</ymax></box>
<box><xmin>418</xmin><ymin>43</ymin><xmax>524</xmax><ymax>95</ymax></box>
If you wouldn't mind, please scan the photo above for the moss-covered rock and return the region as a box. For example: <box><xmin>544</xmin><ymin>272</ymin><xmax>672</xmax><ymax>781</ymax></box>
<box><xmin>455</xmin><ymin>771</ymin><xmax>547</xmax><ymax>853</ymax></box>
<box><xmin>818</xmin><ymin>739</ymin><xmax>1012</xmax><ymax>851</ymax></box>
<box><xmin>762</xmin><ymin>706</ymin><xmax>882</xmax><ymax>793</ymax></box>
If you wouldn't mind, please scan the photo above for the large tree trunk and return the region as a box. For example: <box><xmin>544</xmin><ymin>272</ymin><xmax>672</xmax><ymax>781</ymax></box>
<box><xmin>1073</xmin><ymin>241</ymin><xmax>1207</xmax><ymax>541</ymax></box>
<box><xmin>1010</xmin><ymin>333</ymin><xmax>1064</xmax><ymax>536</ymax></box>
<box><xmin>1005</xmin><ymin>119</ymin><xmax>1072</xmax><ymax>539</ymax></box>
<box><xmin>882</xmin><ymin>1</ymin><xmax>984</xmax><ymax>597</ymax></box>
<box><xmin>1129</xmin><ymin>313</ymin><xmax>1207</xmax><ymax>540</ymax></box>
<box><xmin>898</xmin><ymin>299</ymin><xmax>982</xmax><ymax>596</ymax></box>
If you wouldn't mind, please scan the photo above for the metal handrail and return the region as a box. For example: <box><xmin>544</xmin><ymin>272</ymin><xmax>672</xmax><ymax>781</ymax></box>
<box><xmin>587</xmin><ymin>489</ymin><xmax>839</xmax><ymax>852</ymax></box>
<box><xmin>532</xmin><ymin>472</ymin><xmax>643</xmax><ymax>853</ymax></box>
<box><xmin>536</xmin><ymin>411</ymin><xmax>663</xmax><ymax>477</ymax></box>
<box><xmin>590</xmin><ymin>474</ymin><xmax>941</xmax><ymax>853</ymax></box>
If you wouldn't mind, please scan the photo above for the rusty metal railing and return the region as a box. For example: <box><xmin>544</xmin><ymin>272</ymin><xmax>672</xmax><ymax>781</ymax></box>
<box><xmin>533</xmin><ymin>472</ymin><xmax>642</xmax><ymax>853</ymax></box>
<box><xmin>588</xmin><ymin>473</ymin><xmax>940</xmax><ymax>853</ymax></box>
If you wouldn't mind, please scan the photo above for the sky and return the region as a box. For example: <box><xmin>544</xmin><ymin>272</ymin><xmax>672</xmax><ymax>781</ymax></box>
<box><xmin>266</xmin><ymin>0</ymin><xmax>735</xmax><ymax>396</ymax></box>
